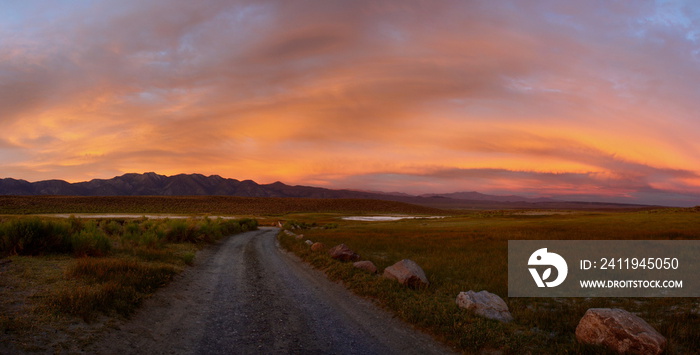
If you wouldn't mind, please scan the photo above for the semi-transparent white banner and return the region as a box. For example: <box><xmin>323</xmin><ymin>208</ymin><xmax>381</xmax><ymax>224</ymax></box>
<box><xmin>508</xmin><ymin>240</ymin><xmax>700</xmax><ymax>297</ymax></box>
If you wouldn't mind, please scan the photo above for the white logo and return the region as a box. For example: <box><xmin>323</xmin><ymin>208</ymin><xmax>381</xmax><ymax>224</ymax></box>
<box><xmin>528</xmin><ymin>248</ymin><xmax>568</xmax><ymax>287</ymax></box>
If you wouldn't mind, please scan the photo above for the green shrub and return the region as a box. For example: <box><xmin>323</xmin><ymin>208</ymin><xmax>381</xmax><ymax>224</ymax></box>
<box><xmin>67</xmin><ymin>215</ymin><xmax>84</xmax><ymax>235</ymax></box>
<box><xmin>323</xmin><ymin>223</ymin><xmax>339</xmax><ymax>229</ymax></box>
<box><xmin>0</xmin><ymin>218</ymin><xmax>71</xmax><ymax>255</ymax></box>
<box><xmin>138</xmin><ymin>229</ymin><xmax>164</xmax><ymax>248</ymax></box>
<box><xmin>238</xmin><ymin>218</ymin><xmax>258</xmax><ymax>232</ymax></box>
<box><xmin>197</xmin><ymin>218</ymin><xmax>222</xmax><ymax>243</ymax></box>
<box><xmin>282</xmin><ymin>220</ymin><xmax>332</xmax><ymax>230</ymax></box>
<box><xmin>220</xmin><ymin>220</ymin><xmax>240</xmax><ymax>235</ymax></box>
<box><xmin>182</xmin><ymin>252</ymin><xmax>196</xmax><ymax>266</ymax></box>
<box><xmin>100</xmin><ymin>219</ymin><xmax>123</xmax><ymax>236</ymax></box>
<box><xmin>163</xmin><ymin>219</ymin><xmax>199</xmax><ymax>243</ymax></box>
<box><xmin>123</xmin><ymin>220</ymin><xmax>141</xmax><ymax>236</ymax></box>
<box><xmin>70</xmin><ymin>221</ymin><xmax>111</xmax><ymax>257</ymax></box>
<box><xmin>283</xmin><ymin>220</ymin><xmax>314</xmax><ymax>230</ymax></box>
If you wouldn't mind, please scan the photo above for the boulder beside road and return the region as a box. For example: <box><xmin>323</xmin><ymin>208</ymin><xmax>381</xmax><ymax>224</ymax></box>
<box><xmin>310</xmin><ymin>242</ymin><xmax>326</xmax><ymax>252</ymax></box>
<box><xmin>575</xmin><ymin>308</ymin><xmax>666</xmax><ymax>355</ymax></box>
<box><xmin>353</xmin><ymin>260</ymin><xmax>377</xmax><ymax>274</ymax></box>
<box><xmin>382</xmin><ymin>259</ymin><xmax>429</xmax><ymax>288</ymax></box>
<box><xmin>455</xmin><ymin>290</ymin><xmax>513</xmax><ymax>323</ymax></box>
<box><xmin>328</xmin><ymin>244</ymin><xmax>360</xmax><ymax>262</ymax></box>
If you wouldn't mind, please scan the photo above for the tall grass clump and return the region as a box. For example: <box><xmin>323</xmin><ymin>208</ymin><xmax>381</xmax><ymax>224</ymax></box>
<box><xmin>0</xmin><ymin>218</ymin><xmax>71</xmax><ymax>256</ymax></box>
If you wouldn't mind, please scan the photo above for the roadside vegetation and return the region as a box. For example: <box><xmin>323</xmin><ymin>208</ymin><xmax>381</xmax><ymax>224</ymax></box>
<box><xmin>279</xmin><ymin>209</ymin><xmax>700</xmax><ymax>354</ymax></box>
<box><xmin>0</xmin><ymin>215</ymin><xmax>257</xmax><ymax>351</ymax></box>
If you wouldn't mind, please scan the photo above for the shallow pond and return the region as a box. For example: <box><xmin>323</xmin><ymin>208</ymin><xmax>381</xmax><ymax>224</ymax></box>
<box><xmin>341</xmin><ymin>216</ymin><xmax>444</xmax><ymax>221</ymax></box>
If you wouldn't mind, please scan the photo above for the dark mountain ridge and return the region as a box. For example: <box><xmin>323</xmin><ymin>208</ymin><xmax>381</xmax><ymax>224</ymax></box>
<box><xmin>0</xmin><ymin>173</ymin><xmax>390</xmax><ymax>199</ymax></box>
<box><xmin>0</xmin><ymin>172</ymin><xmax>652</xmax><ymax>210</ymax></box>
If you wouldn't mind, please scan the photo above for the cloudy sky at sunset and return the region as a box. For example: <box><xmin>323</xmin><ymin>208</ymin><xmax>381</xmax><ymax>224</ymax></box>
<box><xmin>2</xmin><ymin>0</ymin><xmax>699</xmax><ymax>206</ymax></box>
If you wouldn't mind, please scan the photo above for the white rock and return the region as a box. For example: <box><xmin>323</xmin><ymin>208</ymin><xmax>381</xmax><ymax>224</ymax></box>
<box><xmin>456</xmin><ymin>290</ymin><xmax>513</xmax><ymax>322</ymax></box>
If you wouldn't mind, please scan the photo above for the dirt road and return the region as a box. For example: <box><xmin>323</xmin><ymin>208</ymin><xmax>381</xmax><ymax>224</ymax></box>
<box><xmin>91</xmin><ymin>227</ymin><xmax>453</xmax><ymax>354</ymax></box>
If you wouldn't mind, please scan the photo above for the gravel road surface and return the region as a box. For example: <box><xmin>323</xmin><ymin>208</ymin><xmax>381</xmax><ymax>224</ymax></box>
<box><xmin>91</xmin><ymin>227</ymin><xmax>454</xmax><ymax>354</ymax></box>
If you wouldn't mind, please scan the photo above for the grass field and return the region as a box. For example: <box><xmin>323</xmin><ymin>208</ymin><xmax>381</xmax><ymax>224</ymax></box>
<box><xmin>279</xmin><ymin>209</ymin><xmax>700</xmax><ymax>354</ymax></box>
<box><xmin>2</xmin><ymin>196</ymin><xmax>698</xmax><ymax>353</ymax></box>
<box><xmin>0</xmin><ymin>195</ymin><xmax>444</xmax><ymax>216</ymax></box>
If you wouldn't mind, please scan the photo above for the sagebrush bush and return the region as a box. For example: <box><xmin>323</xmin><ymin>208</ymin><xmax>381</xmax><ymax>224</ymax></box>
<box><xmin>100</xmin><ymin>219</ymin><xmax>123</xmax><ymax>236</ymax></box>
<box><xmin>196</xmin><ymin>218</ymin><xmax>221</xmax><ymax>243</ymax></box>
<box><xmin>237</xmin><ymin>218</ymin><xmax>258</xmax><ymax>232</ymax></box>
<box><xmin>0</xmin><ymin>218</ymin><xmax>71</xmax><ymax>255</ymax></box>
<box><xmin>71</xmin><ymin>232</ymin><xmax>111</xmax><ymax>257</ymax></box>
<box><xmin>67</xmin><ymin>215</ymin><xmax>83</xmax><ymax>235</ymax></box>
<box><xmin>164</xmin><ymin>219</ymin><xmax>199</xmax><ymax>243</ymax></box>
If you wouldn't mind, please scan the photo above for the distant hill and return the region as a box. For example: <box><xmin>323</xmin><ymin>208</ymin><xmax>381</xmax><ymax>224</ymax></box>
<box><xmin>421</xmin><ymin>191</ymin><xmax>555</xmax><ymax>203</ymax></box>
<box><xmin>0</xmin><ymin>173</ymin><xmax>652</xmax><ymax>210</ymax></box>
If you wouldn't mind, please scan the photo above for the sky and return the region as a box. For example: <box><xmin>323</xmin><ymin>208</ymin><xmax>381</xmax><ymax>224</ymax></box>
<box><xmin>1</xmin><ymin>0</ymin><xmax>699</xmax><ymax>206</ymax></box>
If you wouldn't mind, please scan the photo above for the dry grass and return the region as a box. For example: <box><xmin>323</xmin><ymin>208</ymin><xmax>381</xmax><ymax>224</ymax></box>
<box><xmin>49</xmin><ymin>258</ymin><xmax>180</xmax><ymax>321</ymax></box>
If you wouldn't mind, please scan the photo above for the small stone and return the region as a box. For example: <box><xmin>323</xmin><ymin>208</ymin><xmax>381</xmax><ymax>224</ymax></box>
<box><xmin>382</xmin><ymin>259</ymin><xmax>429</xmax><ymax>288</ymax></box>
<box><xmin>353</xmin><ymin>260</ymin><xmax>377</xmax><ymax>274</ymax></box>
<box><xmin>575</xmin><ymin>308</ymin><xmax>666</xmax><ymax>355</ymax></box>
<box><xmin>305</xmin><ymin>240</ymin><xmax>314</xmax><ymax>246</ymax></box>
<box><xmin>328</xmin><ymin>244</ymin><xmax>360</xmax><ymax>261</ymax></box>
<box><xmin>455</xmin><ymin>290</ymin><xmax>513</xmax><ymax>323</ymax></box>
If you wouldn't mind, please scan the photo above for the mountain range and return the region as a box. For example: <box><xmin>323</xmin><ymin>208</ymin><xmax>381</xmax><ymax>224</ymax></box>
<box><xmin>0</xmin><ymin>172</ymin><xmax>650</xmax><ymax>209</ymax></box>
